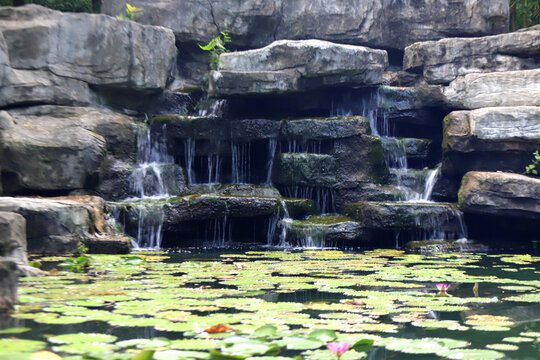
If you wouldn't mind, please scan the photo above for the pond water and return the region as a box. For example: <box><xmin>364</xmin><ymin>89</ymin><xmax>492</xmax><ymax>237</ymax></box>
<box><xmin>1</xmin><ymin>249</ymin><xmax>539</xmax><ymax>360</ymax></box>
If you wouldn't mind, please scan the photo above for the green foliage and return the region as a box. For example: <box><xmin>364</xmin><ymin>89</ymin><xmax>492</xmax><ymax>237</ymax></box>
<box><xmin>199</xmin><ymin>31</ymin><xmax>232</xmax><ymax>70</ymax></box>
<box><xmin>510</xmin><ymin>0</ymin><xmax>540</xmax><ymax>30</ymax></box>
<box><xmin>58</xmin><ymin>256</ymin><xmax>91</xmax><ymax>272</ymax></box>
<box><xmin>118</xmin><ymin>3</ymin><xmax>143</xmax><ymax>21</ymax></box>
<box><xmin>525</xmin><ymin>150</ymin><xmax>540</xmax><ymax>176</ymax></box>
<box><xmin>0</xmin><ymin>0</ymin><xmax>13</xmax><ymax>6</ymax></box>
<box><xmin>24</xmin><ymin>0</ymin><xmax>93</xmax><ymax>13</ymax></box>
<box><xmin>77</xmin><ymin>241</ymin><xmax>89</xmax><ymax>254</ymax></box>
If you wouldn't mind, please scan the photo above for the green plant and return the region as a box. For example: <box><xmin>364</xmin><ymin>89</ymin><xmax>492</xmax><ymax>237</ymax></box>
<box><xmin>77</xmin><ymin>241</ymin><xmax>89</xmax><ymax>254</ymax></box>
<box><xmin>525</xmin><ymin>150</ymin><xmax>540</xmax><ymax>176</ymax></box>
<box><xmin>58</xmin><ymin>256</ymin><xmax>91</xmax><ymax>273</ymax></box>
<box><xmin>118</xmin><ymin>3</ymin><xmax>143</xmax><ymax>21</ymax></box>
<box><xmin>510</xmin><ymin>0</ymin><xmax>540</xmax><ymax>30</ymax></box>
<box><xmin>198</xmin><ymin>30</ymin><xmax>232</xmax><ymax>70</ymax></box>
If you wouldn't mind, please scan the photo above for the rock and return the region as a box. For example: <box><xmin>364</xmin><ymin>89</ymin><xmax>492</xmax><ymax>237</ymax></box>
<box><xmin>381</xmin><ymin>137</ymin><xmax>432</xmax><ymax>169</ymax></box>
<box><xmin>443</xmin><ymin>69</ymin><xmax>540</xmax><ymax>110</ymax></box>
<box><xmin>282</xmin><ymin>116</ymin><xmax>369</xmax><ymax>140</ymax></box>
<box><xmin>286</xmin><ymin>215</ymin><xmax>363</xmax><ymax>245</ymax></box>
<box><xmin>209</xmin><ymin>40</ymin><xmax>388</xmax><ymax>97</ymax></box>
<box><xmin>377</xmin><ymin>85</ymin><xmax>447</xmax><ymax>137</ymax></box>
<box><xmin>230</xmin><ymin>119</ymin><xmax>281</xmax><ymax>141</ymax></box>
<box><xmin>0</xmin><ymin>260</ymin><xmax>17</xmax><ymax>312</ymax></box>
<box><xmin>0</xmin><ymin>5</ymin><xmax>176</xmax><ymax>108</ymax></box>
<box><xmin>0</xmin><ymin>211</ymin><xmax>41</xmax><ymax>276</ymax></box>
<box><xmin>187</xmin><ymin>184</ymin><xmax>282</xmax><ymax>198</ymax></box>
<box><xmin>282</xmin><ymin>198</ymin><xmax>318</xmax><ymax>219</ymax></box>
<box><xmin>0</xmin><ymin>196</ymin><xmax>131</xmax><ymax>254</ymax></box>
<box><xmin>275</xmin><ymin>154</ymin><xmax>337</xmax><ymax>188</ymax></box>
<box><xmin>0</xmin><ymin>106</ymin><xmax>136</xmax><ymax>194</ymax></box>
<box><xmin>102</xmin><ymin>0</ymin><xmax>509</xmax><ymax>51</ymax></box>
<box><xmin>406</xmin><ymin>239</ymin><xmax>488</xmax><ymax>254</ymax></box>
<box><xmin>404</xmin><ymin>26</ymin><xmax>540</xmax><ymax>85</ymax></box>
<box><xmin>343</xmin><ymin>201</ymin><xmax>466</xmax><ymax>235</ymax></box>
<box><xmin>442</xmin><ymin>107</ymin><xmax>540</xmax><ymax>176</ymax></box>
<box><xmin>128</xmin><ymin>164</ymin><xmax>187</xmax><ymax>198</ymax></box>
<box><xmin>459</xmin><ymin>171</ymin><xmax>540</xmax><ymax>219</ymax></box>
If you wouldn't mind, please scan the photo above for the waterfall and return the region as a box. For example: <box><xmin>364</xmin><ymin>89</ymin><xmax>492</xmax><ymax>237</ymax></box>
<box><xmin>282</xmin><ymin>186</ymin><xmax>336</xmax><ymax>214</ymax></box>
<box><xmin>231</xmin><ymin>142</ymin><xmax>251</xmax><ymax>184</ymax></box>
<box><xmin>134</xmin><ymin>205</ymin><xmax>165</xmax><ymax>250</ymax></box>
<box><xmin>265</xmin><ymin>139</ymin><xmax>277</xmax><ymax>185</ymax></box>
<box><xmin>421</xmin><ymin>164</ymin><xmax>441</xmax><ymax>201</ymax></box>
<box><xmin>184</xmin><ymin>138</ymin><xmax>196</xmax><ymax>184</ymax></box>
<box><xmin>129</xmin><ymin>124</ymin><xmax>174</xmax><ymax>198</ymax></box>
<box><xmin>207</xmin><ymin>216</ymin><xmax>231</xmax><ymax>248</ymax></box>
<box><xmin>286</xmin><ymin>140</ymin><xmax>323</xmax><ymax>153</ymax></box>
<box><xmin>206</xmin><ymin>152</ymin><xmax>222</xmax><ymax>184</ymax></box>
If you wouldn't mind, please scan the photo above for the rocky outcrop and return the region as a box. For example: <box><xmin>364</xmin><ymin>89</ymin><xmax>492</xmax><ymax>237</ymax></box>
<box><xmin>404</xmin><ymin>25</ymin><xmax>540</xmax><ymax>85</ymax></box>
<box><xmin>442</xmin><ymin>107</ymin><xmax>540</xmax><ymax>176</ymax></box>
<box><xmin>459</xmin><ymin>172</ymin><xmax>540</xmax><ymax>219</ymax></box>
<box><xmin>0</xmin><ymin>260</ymin><xmax>17</xmax><ymax>312</ymax></box>
<box><xmin>275</xmin><ymin>154</ymin><xmax>337</xmax><ymax>188</ymax></box>
<box><xmin>209</xmin><ymin>40</ymin><xmax>388</xmax><ymax>97</ymax></box>
<box><xmin>0</xmin><ymin>211</ymin><xmax>42</xmax><ymax>277</ymax></box>
<box><xmin>0</xmin><ymin>106</ymin><xmax>136</xmax><ymax>194</ymax></box>
<box><xmin>0</xmin><ymin>5</ymin><xmax>176</xmax><ymax>108</ymax></box>
<box><xmin>102</xmin><ymin>0</ymin><xmax>508</xmax><ymax>51</ymax></box>
<box><xmin>286</xmin><ymin>216</ymin><xmax>363</xmax><ymax>245</ymax></box>
<box><xmin>0</xmin><ymin>196</ymin><xmax>131</xmax><ymax>254</ymax></box>
<box><xmin>443</xmin><ymin>69</ymin><xmax>540</xmax><ymax>110</ymax></box>
<box><xmin>282</xmin><ymin>116</ymin><xmax>369</xmax><ymax>140</ymax></box>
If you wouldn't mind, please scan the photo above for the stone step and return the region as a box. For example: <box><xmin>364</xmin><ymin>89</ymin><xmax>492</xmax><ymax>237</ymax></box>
<box><xmin>343</xmin><ymin>201</ymin><xmax>466</xmax><ymax>236</ymax></box>
<box><xmin>274</xmin><ymin>153</ymin><xmax>337</xmax><ymax>188</ymax></box>
<box><xmin>209</xmin><ymin>39</ymin><xmax>388</xmax><ymax>97</ymax></box>
<box><xmin>284</xmin><ymin>215</ymin><xmax>363</xmax><ymax>247</ymax></box>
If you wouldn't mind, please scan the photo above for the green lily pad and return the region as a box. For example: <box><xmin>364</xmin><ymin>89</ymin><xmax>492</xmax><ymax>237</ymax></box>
<box><xmin>486</xmin><ymin>344</ymin><xmax>519</xmax><ymax>351</ymax></box>
<box><xmin>0</xmin><ymin>338</ymin><xmax>46</xmax><ymax>352</ymax></box>
<box><xmin>435</xmin><ymin>349</ymin><xmax>505</xmax><ymax>359</ymax></box>
<box><xmin>48</xmin><ymin>332</ymin><xmax>117</xmax><ymax>344</ymax></box>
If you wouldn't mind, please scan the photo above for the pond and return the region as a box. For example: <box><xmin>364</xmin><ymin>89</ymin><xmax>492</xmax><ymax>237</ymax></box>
<box><xmin>1</xmin><ymin>250</ymin><xmax>539</xmax><ymax>360</ymax></box>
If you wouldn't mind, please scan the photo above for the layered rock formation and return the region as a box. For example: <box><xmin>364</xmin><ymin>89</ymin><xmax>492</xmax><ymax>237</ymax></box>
<box><xmin>0</xmin><ymin>4</ymin><xmax>176</xmax><ymax>108</ymax></box>
<box><xmin>209</xmin><ymin>40</ymin><xmax>388</xmax><ymax>97</ymax></box>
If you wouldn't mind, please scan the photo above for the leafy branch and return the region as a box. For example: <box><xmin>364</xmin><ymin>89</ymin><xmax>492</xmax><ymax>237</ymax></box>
<box><xmin>525</xmin><ymin>150</ymin><xmax>539</xmax><ymax>176</ymax></box>
<box><xmin>118</xmin><ymin>3</ymin><xmax>143</xmax><ymax>21</ymax></box>
<box><xmin>199</xmin><ymin>31</ymin><xmax>232</xmax><ymax>70</ymax></box>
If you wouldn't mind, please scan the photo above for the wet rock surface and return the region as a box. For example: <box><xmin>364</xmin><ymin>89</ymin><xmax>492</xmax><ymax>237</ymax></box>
<box><xmin>209</xmin><ymin>40</ymin><xmax>388</xmax><ymax>97</ymax></box>
<box><xmin>0</xmin><ymin>260</ymin><xmax>17</xmax><ymax>312</ymax></box>
<box><xmin>0</xmin><ymin>5</ymin><xmax>176</xmax><ymax>108</ymax></box>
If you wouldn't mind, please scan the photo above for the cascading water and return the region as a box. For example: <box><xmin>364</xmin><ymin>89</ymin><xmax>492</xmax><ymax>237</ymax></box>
<box><xmin>265</xmin><ymin>139</ymin><xmax>277</xmax><ymax>185</ymax></box>
<box><xmin>231</xmin><ymin>142</ymin><xmax>251</xmax><ymax>184</ymax></box>
<box><xmin>282</xmin><ymin>186</ymin><xmax>336</xmax><ymax>214</ymax></box>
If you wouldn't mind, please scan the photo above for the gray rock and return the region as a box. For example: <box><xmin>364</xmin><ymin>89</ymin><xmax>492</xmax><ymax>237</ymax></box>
<box><xmin>275</xmin><ymin>153</ymin><xmax>337</xmax><ymax>188</ymax></box>
<box><xmin>404</xmin><ymin>25</ymin><xmax>540</xmax><ymax>85</ymax></box>
<box><xmin>344</xmin><ymin>201</ymin><xmax>465</xmax><ymax>234</ymax></box>
<box><xmin>442</xmin><ymin>107</ymin><xmax>540</xmax><ymax>176</ymax></box>
<box><xmin>459</xmin><ymin>171</ymin><xmax>540</xmax><ymax>219</ymax></box>
<box><xmin>209</xmin><ymin>40</ymin><xmax>388</xmax><ymax>97</ymax></box>
<box><xmin>0</xmin><ymin>260</ymin><xmax>17</xmax><ymax>312</ymax></box>
<box><xmin>0</xmin><ymin>106</ymin><xmax>136</xmax><ymax>194</ymax></box>
<box><xmin>230</xmin><ymin>119</ymin><xmax>281</xmax><ymax>141</ymax></box>
<box><xmin>0</xmin><ymin>5</ymin><xmax>176</xmax><ymax>108</ymax></box>
<box><xmin>286</xmin><ymin>215</ymin><xmax>363</xmax><ymax>245</ymax></box>
<box><xmin>443</xmin><ymin>69</ymin><xmax>540</xmax><ymax>109</ymax></box>
<box><xmin>0</xmin><ymin>211</ymin><xmax>40</xmax><ymax>276</ymax></box>
<box><xmin>283</xmin><ymin>116</ymin><xmax>369</xmax><ymax>140</ymax></box>
<box><xmin>186</xmin><ymin>184</ymin><xmax>282</xmax><ymax>198</ymax></box>
<box><xmin>0</xmin><ymin>196</ymin><xmax>131</xmax><ymax>254</ymax></box>
<box><xmin>102</xmin><ymin>0</ymin><xmax>509</xmax><ymax>51</ymax></box>
<box><xmin>381</xmin><ymin>137</ymin><xmax>432</xmax><ymax>168</ymax></box>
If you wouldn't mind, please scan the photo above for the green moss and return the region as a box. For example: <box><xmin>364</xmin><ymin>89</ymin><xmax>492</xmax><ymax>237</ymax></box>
<box><xmin>442</xmin><ymin>114</ymin><xmax>451</xmax><ymax>152</ymax></box>
<box><xmin>0</xmin><ymin>0</ymin><xmax>13</xmax><ymax>6</ymax></box>
<box><xmin>366</xmin><ymin>136</ymin><xmax>390</xmax><ymax>184</ymax></box>
<box><xmin>457</xmin><ymin>174</ymin><xmax>469</xmax><ymax>207</ymax></box>
<box><xmin>150</xmin><ymin>115</ymin><xmax>184</xmax><ymax>123</ymax></box>
<box><xmin>300</xmin><ymin>215</ymin><xmax>352</xmax><ymax>225</ymax></box>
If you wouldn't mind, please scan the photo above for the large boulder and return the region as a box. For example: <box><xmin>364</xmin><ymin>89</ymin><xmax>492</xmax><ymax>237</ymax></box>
<box><xmin>209</xmin><ymin>40</ymin><xmax>388</xmax><ymax>97</ymax></box>
<box><xmin>459</xmin><ymin>172</ymin><xmax>540</xmax><ymax>219</ymax></box>
<box><xmin>0</xmin><ymin>196</ymin><xmax>131</xmax><ymax>254</ymax></box>
<box><xmin>0</xmin><ymin>260</ymin><xmax>17</xmax><ymax>312</ymax></box>
<box><xmin>443</xmin><ymin>69</ymin><xmax>540</xmax><ymax>110</ymax></box>
<box><xmin>404</xmin><ymin>25</ymin><xmax>540</xmax><ymax>85</ymax></box>
<box><xmin>102</xmin><ymin>0</ymin><xmax>508</xmax><ymax>51</ymax></box>
<box><xmin>442</xmin><ymin>107</ymin><xmax>540</xmax><ymax>176</ymax></box>
<box><xmin>0</xmin><ymin>106</ymin><xmax>136</xmax><ymax>194</ymax></box>
<box><xmin>275</xmin><ymin>154</ymin><xmax>337</xmax><ymax>188</ymax></box>
<box><xmin>0</xmin><ymin>5</ymin><xmax>176</xmax><ymax>108</ymax></box>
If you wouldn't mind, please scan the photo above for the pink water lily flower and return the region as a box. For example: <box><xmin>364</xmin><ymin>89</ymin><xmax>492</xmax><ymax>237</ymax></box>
<box><xmin>436</xmin><ymin>283</ymin><xmax>449</xmax><ymax>295</ymax></box>
<box><xmin>327</xmin><ymin>342</ymin><xmax>351</xmax><ymax>359</ymax></box>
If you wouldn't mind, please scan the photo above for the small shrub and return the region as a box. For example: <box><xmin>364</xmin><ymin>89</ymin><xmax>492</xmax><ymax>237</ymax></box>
<box><xmin>199</xmin><ymin>31</ymin><xmax>232</xmax><ymax>70</ymax></box>
<box><xmin>525</xmin><ymin>150</ymin><xmax>539</xmax><ymax>176</ymax></box>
